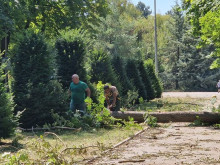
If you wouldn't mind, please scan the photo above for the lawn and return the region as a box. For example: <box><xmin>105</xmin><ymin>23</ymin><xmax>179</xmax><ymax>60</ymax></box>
<box><xmin>128</xmin><ymin>97</ymin><xmax>208</xmax><ymax>112</ymax></box>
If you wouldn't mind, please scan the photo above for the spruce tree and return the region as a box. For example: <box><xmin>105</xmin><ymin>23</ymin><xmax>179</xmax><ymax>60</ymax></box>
<box><xmin>138</xmin><ymin>61</ymin><xmax>155</xmax><ymax>100</ymax></box>
<box><xmin>125</xmin><ymin>59</ymin><xmax>147</xmax><ymax>100</ymax></box>
<box><xmin>144</xmin><ymin>59</ymin><xmax>163</xmax><ymax>98</ymax></box>
<box><xmin>13</xmin><ymin>31</ymin><xmax>67</xmax><ymax>128</ymax></box>
<box><xmin>0</xmin><ymin>61</ymin><xmax>16</xmax><ymax>139</ymax></box>
<box><xmin>55</xmin><ymin>30</ymin><xmax>87</xmax><ymax>89</ymax></box>
<box><xmin>55</xmin><ymin>30</ymin><xmax>96</xmax><ymax>100</ymax></box>
<box><xmin>178</xmin><ymin>28</ymin><xmax>220</xmax><ymax>91</ymax></box>
<box><xmin>162</xmin><ymin>3</ymin><xmax>185</xmax><ymax>90</ymax></box>
<box><xmin>90</xmin><ymin>50</ymin><xmax>121</xmax><ymax>93</ymax></box>
<box><xmin>111</xmin><ymin>56</ymin><xmax>133</xmax><ymax>96</ymax></box>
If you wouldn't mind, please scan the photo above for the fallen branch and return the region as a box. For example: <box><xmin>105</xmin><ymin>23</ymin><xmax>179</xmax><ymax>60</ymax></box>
<box><xmin>118</xmin><ymin>159</ymin><xmax>145</xmax><ymax>163</ymax></box>
<box><xmin>18</xmin><ymin>126</ymin><xmax>81</xmax><ymax>132</ymax></box>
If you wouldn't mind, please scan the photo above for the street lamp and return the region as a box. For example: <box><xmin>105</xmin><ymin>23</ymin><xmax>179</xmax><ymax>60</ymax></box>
<box><xmin>154</xmin><ymin>0</ymin><xmax>158</xmax><ymax>73</ymax></box>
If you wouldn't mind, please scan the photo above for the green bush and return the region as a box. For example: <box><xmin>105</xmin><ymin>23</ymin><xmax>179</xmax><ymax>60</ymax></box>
<box><xmin>55</xmin><ymin>29</ymin><xmax>88</xmax><ymax>89</ymax></box>
<box><xmin>0</xmin><ymin>57</ymin><xmax>17</xmax><ymax>139</ymax></box>
<box><xmin>144</xmin><ymin>59</ymin><xmax>163</xmax><ymax>98</ymax></box>
<box><xmin>55</xmin><ymin>29</ymin><xmax>96</xmax><ymax>101</ymax></box>
<box><xmin>12</xmin><ymin>31</ymin><xmax>67</xmax><ymax>128</ymax></box>
<box><xmin>125</xmin><ymin>59</ymin><xmax>147</xmax><ymax>100</ymax></box>
<box><xmin>137</xmin><ymin>61</ymin><xmax>155</xmax><ymax>100</ymax></box>
<box><xmin>112</xmin><ymin>56</ymin><xmax>134</xmax><ymax>96</ymax></box>
<box><xmin>90</xmin><ymin>50</ymin><xmax>121</xmax><ymax>93</ymax></box>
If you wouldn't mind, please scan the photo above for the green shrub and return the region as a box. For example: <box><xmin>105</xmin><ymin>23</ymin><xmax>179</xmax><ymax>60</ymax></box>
<box><xmin>0</xmin><ymin>56</ymin><xmax>17</xmax><ymax>139</ymax></box>
<box><xmin>138</xmin><ymin>61</ymin><xmax>155</xmax><ymax>100</ymax></box>
<box><xmin>90</xmin><ymin>50</ymin><xmax>121</xmax><ymax>93</ymax></box>
<box><xmin>144</xmin><ymin>59</ymin><xmax>163</xmax><ymax>98</ymax></box>
<box><xmin>12</xmin><ymin>31</ymin><xmax>67</xmax><ymax>128</ymax></box>
<box><xmin>56</xmin><ymin>29</ymin><xmax>96</xmax><ymax>101</ymax></box>
<box><xmin>112</xmin><ymin>56</ymin><xmax>134</xmax><ymax>96</ymax></box>
<box><xmin>125</xmin><ymin>59</ymin><xmax>147</xmax><ymax>100</ymax></box>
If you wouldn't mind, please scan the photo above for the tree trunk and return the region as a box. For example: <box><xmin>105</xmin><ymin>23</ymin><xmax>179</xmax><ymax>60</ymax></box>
<box><xmin>111</xmin><ymin>111</ymin><xmax>220</xmax><ymax>123</ymax></box>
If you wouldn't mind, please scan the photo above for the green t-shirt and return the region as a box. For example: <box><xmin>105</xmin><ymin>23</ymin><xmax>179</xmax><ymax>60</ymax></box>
<box><xmin>70</xmin><ymin>81</ymin><xmax>88</xmax><ymax>104</ymax></box>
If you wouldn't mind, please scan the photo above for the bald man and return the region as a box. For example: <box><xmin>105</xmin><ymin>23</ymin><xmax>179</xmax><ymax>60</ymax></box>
<box><xmin>69</xmin><ymin>74</ymin><xmax>91</xmax><ymax>115</ymax></box>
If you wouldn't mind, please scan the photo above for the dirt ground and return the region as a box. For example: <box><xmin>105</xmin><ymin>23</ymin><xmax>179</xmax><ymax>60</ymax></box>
<box><xmin>163</xmin><ymin>92</ymin><xmax>220</xmax><ymax>112</ymax></box>
<box><xmin>91</xmin><ymin>92</ymin><xmax>220</xmax><ymax>165</ymax></box>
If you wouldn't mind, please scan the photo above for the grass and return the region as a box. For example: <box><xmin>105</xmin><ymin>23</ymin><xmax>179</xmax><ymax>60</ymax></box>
<box><xmin>0</xmin><ymin>126</ymin><xmax>143</xmax><ymax>164</ymax></box>
<box><xmin>128</xmin><ymin>97</ymin><xmax>208</xmax><ymax>112</ymax></box>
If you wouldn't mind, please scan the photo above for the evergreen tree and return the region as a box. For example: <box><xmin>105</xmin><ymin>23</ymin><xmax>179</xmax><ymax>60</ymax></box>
<box><xmin>144</xmin><ymin>59</ymin><xmax>163</xmax><ymax>98</ymax></box>
<box><xmin>178</xmin><ymin>28</ymin><xmax>220</xmax><ymax>91</ymax></box>
<box><xmin>12</xmin><ymin>31</ymin><xmax>67</xmax><ymax>128</ymax></box>
<box><xmin>111</xmin><ymin>56</ymin><xmax>133</xmax><ymax>96</ymax></box>
<box><xmin>55</xmin><ymin>30</ymin><xmax>87</xmax><ymax>89</ymax></box>
<box><xmin>136</xmin><ymin>1</ymin><xmax>152</xmax><ymax>18</ymax></box>
<box><xmin>0</xmin><ymin>59</ymin><xmax>17</xmax><ymax>139</ymax></box>
<box><xmin>55</xmin><ymin>30</ymin><xmax>96</xmax><ymax>101</ymax></box>
<box><xmin>125</xmin><ymin>59</ymin><xmax>147</xmax><ymax>100</ymax></box>
<box><xmin>162</xmin><ymin>3</ymin><xmax>185</xmax><ymax>90</ymax></box>
<box><xmin>90</xmin><ymin>50</ymin><xmax>121</xmax><ymax>93</ymax></box>
<box><xmin>137</xmin><ymin>61</ymin><xmax>155</xmax><ymax>100</ymax></box>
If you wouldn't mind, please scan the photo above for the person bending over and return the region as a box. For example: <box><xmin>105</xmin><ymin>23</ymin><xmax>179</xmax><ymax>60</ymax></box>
<box><xmin>104</xmin><ymin>85</ymin><xmax>120</xmax><ymax>111</ymax></box>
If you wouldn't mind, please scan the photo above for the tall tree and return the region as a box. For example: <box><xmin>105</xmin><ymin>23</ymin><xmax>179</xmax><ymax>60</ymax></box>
<box><xmin>162</xmin><ymin>3</ymin><xmax>185</xmax><ymax>90</ymax></box>
<box><xmin>136</xmin><ymin>1</ymin><xmax>152</xmax><ymax>18</ymax></box>
<box><xmin>55</xmin><ymin>30</ymin><xmax>88</xmax><ymax>89</ymax></box>
<box><xmin>90</xmin><ymin>49</ymin><xmax>121</xmax><ymax>93</ymax></box>
<box><xmin>0</xmin><ymin>56</ymin><xmax>17</xmax><ymax>139</ymax></box>
<box><xmin>184</xmin><ymin>0</ymin><xmax>220</xmax><ymax>68</ymax></box>
<box><xmin>137</xmin><ymin>61</ymin><xmax>155</xmax><ymax>100</ymax></box>
<box><xmin>111</xmin><ymin>56</ymin><xmax>134</xmax><ymax>96</ymax></box>
<box><xmin>178</xmin><ymin>25</ymin><xmax>220</xmax><ymax>91</ymax></box>
<box><xmin>125</xmin><ymin>59</ymin><xmax>147</xmax><ymax>100</ymax></box>
<box><xmin>12</xmin><ymin>31</ymin><xmax>67</xmax><ymax>128</ymax></box>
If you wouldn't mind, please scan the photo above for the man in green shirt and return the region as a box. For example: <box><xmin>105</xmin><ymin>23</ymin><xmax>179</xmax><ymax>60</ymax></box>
<box><xmin>69</xmin><ymin>74</ymin><xmax>91</xmax><ymax>115</ymax></box>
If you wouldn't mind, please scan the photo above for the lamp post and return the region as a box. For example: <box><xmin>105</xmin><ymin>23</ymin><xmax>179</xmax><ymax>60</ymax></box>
<box><xmin>154</xmin><ymin>0</ymin><xmax>158</xmax><ymax>73</ymax></box>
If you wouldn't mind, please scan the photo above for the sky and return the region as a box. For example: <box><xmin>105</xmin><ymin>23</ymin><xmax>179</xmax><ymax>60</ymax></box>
<box><xmin>130</xmin><ymin>0</ymin><xmax>180</xmax><ymax>15</ymax></box>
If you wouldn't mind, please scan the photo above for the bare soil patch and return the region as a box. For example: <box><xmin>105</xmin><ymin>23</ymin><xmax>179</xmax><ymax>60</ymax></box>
<box><xmin>91</xmin><ymin>123</ymin><xmax>220</xmax><ymax>165</ymax></box>
<box><xmin>90</xmin><ymin>92</ymin><xmax>220</xmax><ymax>165</ymax></box>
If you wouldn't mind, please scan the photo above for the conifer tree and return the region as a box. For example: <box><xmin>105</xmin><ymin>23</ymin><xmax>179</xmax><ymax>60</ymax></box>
<box><xmin>90</xmin><ymin>50</ymin><xmax>121</xmax><ymax>93</ymax></box>
<box><xmin>13</xmin><ymin>31</ymin><xmax>67</xmax><ymax>128</ymax></box>
<box><xmin>144</xmin><ymin>59</ymin><xmax>163</xmax><ymax>98</ymax></box>
<box><xmin>55</xmin><ymin>30</ymin><xmax>87</xmax><ymax>89</ymax></box>
<box><xmin>162</xmin><ymin>3</ymin><xmax>185</xmax><ymax>90</ymax></box>
<box><xmin>56</xmin><ymin>30</ymin><xmax>96</xmax><ymax>100</ymax></box>
<box><xmin>138</xmin><ymin>61</ymin><xmax>155</xmax><ymax>100</ymax></box>
<box><xmin>125</xmin><ymin>59</ymin><xmax>147</xmax><ymax>100</ymax></box>
<box><xmin>0</xmin><ymin>59</ymin><xmax>17</xmax><ymax>139</ymax></box>
<box><xmin>111</xmin><ymin>56</ymin><xmax>133</xmax><ymax>96</ymax></box>
<box><xmin>178</xmin><ymin>28</ymin><xmax>220</xmax><ymax>91</ymax></box>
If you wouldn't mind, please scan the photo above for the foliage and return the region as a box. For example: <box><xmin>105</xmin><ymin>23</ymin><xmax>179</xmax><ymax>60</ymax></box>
<box><xmin>55</xmin><ymin>29</ymin><xmax>88</xmax><ymax>89</ymax></box>
<box><xmin>184</xmin><ymin>0</ymin><xmax>220</xmax><ymax>68</ymax></box>
<box><xmin>85</xmin><ymin>81</ymin><xmax>118</xmax><ymax>127</ymax></box>
<box><xmin>0</xmin><ymin>55</ymin><xmax>17</xmax><ymax>139</ymax></box>
<box><xmin>137</xmin><ymin>61</ymin><xmax>155</xmax><ymax>100</ymax></box>
<box><xmin>178</xmin><ymin>29</ymin><xmax>220</xmax><ymax>91</ymax></box>
<box><xmin>144</xmin><ymin>59</ymin><xmax>162</xmax><ymax>98</ymax></box>
<box><xmin>125</xmin><ymin>59</ymin><xmax>147</xmax><ymax>100</ymax></box>
<box><xmin>90</xmin><ymin>0</ymin><xmax>140</xmax><ymax>58</ymax></box>
<box><xmin>0</xmin><ymin>0</ymin><xmax>15</xmax><ymax>40</ymax></box>
<box><xmin>12</xmin><ymin>31</ymin><xmax>68</xmax><ymax>128</ymax></box>
<box><xmin>111</xmin><ymin>56</ymin><xmax>134</xmax><ymax>96</ymax></box>
<box><xmin>136</xmin><ymin>1</ymin><xmax>152</xmax><ymax>18</ymax></box>
<box><xmin>90</xmin><ymin>50</ymin><xmax>121</xmax><ymax>93</ymax></box>
<box><xmin>161</xmin><ymin>3</ymin><xmax>185</xmax><ymax>90</ymax></box>
<box><xmin>144</xmin><ymin>113</ymin><xmax>158</xmax><ymax>127</ymax></box>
